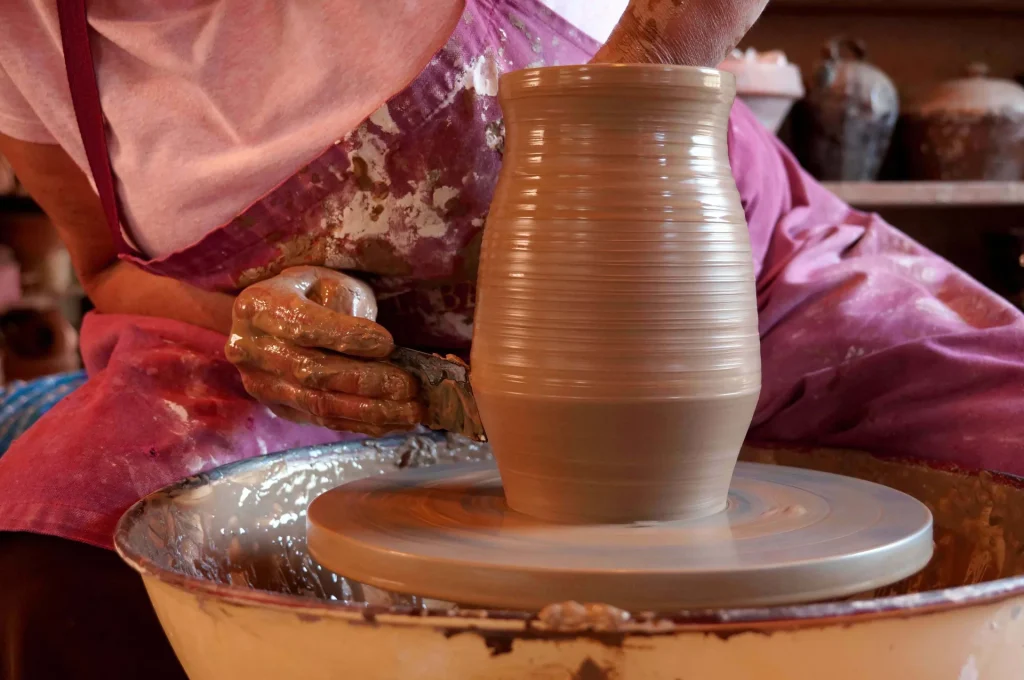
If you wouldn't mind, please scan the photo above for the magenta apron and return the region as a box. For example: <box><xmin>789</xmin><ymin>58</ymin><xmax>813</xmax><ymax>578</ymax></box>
<box><xmin>3</xmin><ymin>0</ymin><xmax>1024</xmax><ymax>552</ymax></box>
<box><xmin>0</xmin><ymin>0</ymin><xmax>599</xmax><ymax>548</ymax></box>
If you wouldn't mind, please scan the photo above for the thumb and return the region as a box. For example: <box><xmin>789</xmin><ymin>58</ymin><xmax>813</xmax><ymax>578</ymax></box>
<box><xmin>306</xmin><ymin>268</ymin><xmax>379</xmax><ymax>322</ymax></box>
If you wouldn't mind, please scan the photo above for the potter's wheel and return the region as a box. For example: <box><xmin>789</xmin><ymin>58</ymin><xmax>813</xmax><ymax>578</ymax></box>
<box><xmin>307</xmin><ymin>461</ymin><xmax>933</xmax><ymax>611</ymax></box>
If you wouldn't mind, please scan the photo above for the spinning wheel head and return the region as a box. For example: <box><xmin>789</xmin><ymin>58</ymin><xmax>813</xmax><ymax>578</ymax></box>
<box><xmin>307</xmin><ymin>462</ymin><xmax>933</xmax><ymax>611</ymax></box>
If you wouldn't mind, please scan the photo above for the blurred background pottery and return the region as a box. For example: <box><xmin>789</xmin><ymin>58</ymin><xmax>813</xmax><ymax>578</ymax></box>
<box><xmin>901</xmin><ymin>63</ymin><xmax>1024</xmax><ymax>180</ymax></box>
<box><xmin>0</xmin><ymin>300</ymin><xmax>79</xmax><ymax>382</ymax></box>
<box><xmin>792</xmin><ymin>38</ymin><xmax>899</xmax><ymax>181</ymax></box>
<box><xmin>719</xmin><ymin>48</ymin><xmax>804</xmax><ymax>134</ymax></box>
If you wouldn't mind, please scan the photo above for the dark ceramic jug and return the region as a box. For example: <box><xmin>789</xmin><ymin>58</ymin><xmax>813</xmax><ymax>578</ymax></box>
<box><xmin>793</xmin><ymin>38</ymin><xmax>899</xmax><ymax>181</ymax></box>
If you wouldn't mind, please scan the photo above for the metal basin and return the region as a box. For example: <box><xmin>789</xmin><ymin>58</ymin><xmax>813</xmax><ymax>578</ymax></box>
<box><xmin>115</xmin><ymin>434</ymin><xmax>1024</xmax><ymax>679</ymax></box>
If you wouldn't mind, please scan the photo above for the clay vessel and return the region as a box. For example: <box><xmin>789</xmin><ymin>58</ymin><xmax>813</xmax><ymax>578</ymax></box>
<box><xmin>0</xmin><ymin>300</ymin><xmax>81</xmax><ymax>380</ymax></box>
<box><xmin>901</xmin><ymin>63</ymin><xmax>1024</xmax><ymax>180</ymax></box>
<box><xmin>792</xmin><ymin>38</ymin><xmax>898</xmax><ymax>181</ymax></box>
<box><xmin>470</xmin><ymin>65</ymin><xmax>761</xmax><ymax>524</ymax></box>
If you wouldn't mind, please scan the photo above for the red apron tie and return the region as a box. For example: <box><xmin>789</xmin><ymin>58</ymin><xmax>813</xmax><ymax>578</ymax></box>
<box><xmin>55</xmin><ymin>0</ymin><xmax>138</xmax><ymax>256</ymax></box>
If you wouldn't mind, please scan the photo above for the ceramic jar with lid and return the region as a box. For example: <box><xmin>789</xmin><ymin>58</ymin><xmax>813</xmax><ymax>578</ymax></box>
<box><xmin>793</xmin><ymin>38</ymin><xmax>899</xmax><ymax>181</ymax></box>
<box><xmin>902</xmin><ymin>63</ymin><xmax>1024</xmax><ymax>181</ymax></box>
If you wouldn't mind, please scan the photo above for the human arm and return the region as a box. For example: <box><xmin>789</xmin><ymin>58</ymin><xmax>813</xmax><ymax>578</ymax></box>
<box><xmin>0</xmin><ymin>132</ymin><xmax>234</xmax><ymax>334</ymax></box>
<box><xmin>727</xmin><ymin>102</ymin><xmax>1024</xmax><ymax>473</ymax></box>
<box><xmin>1</xmin><ymin>134</ymin><xmax>420</xmax><ymax>435</ymax></box>
<box><xmin>593</xmin><ymin>0</ymin><xmax>770</xmax><ymax>67</ymax></box>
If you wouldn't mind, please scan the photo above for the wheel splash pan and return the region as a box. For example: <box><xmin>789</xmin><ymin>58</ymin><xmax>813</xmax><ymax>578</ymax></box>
<box><xmin>114</xmin><ymin>434</ymin><xmax>1024</xmax><ymax>680</ymax></box>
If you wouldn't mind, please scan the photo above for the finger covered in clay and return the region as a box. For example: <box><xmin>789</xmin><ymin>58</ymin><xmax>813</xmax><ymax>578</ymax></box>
<box><xmin>241</xmin><ymin>371</ymin><xmax>423</xmax><ymax>426</ymax></box>
<box><xmin>226</xmin><ymin>334</ymin><xmax>418</xmax><ymax>400</ymax></box>
<box><xmin>234</xmin><ymin>267</ymin><xmax>392</xmax><ymax>358</ymax></box>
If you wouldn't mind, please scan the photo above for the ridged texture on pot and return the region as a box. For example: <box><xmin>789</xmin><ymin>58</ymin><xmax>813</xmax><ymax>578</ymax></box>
<box><xmin>470</xmin><ymin>65</ymin><xmax>761</xmax><ymax>524</ymax></box>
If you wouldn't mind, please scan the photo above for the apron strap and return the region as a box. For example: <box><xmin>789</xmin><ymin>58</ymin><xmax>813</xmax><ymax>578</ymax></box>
<box><xmin>55</xmin><ymin>0</ymin><xmax>139</xmax><ymax>257</ymax></box>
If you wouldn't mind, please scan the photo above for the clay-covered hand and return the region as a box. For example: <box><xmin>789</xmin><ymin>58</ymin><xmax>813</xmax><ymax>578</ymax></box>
<box><xmin>226</xmin><ymin>266</ymin><xmax>423</xmax><ymax>436</ymax></box>
<box><xmin>593</xmin><ymin>0</ymin><xmax>770</xmax><ymax>68</ymax></box>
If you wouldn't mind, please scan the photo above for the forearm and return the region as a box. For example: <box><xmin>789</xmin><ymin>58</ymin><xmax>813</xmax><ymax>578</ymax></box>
<box><xmin>594</xmin><ymin>0</ymin><xmax>770</xmax><ymax>67</ymax></box>
<box><xmin>0</xmin><ymin>133</ymin><xmax>234</xmax><ymax>335</ymax></box>
<box><xmin>86</xmin><ymin>260</ymin><xmax>234</xmax><ymax>335</ymax></box>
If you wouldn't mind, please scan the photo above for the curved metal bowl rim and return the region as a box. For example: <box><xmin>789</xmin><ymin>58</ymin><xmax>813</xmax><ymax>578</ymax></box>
<box><xmin>114</xmin><ymin>437</ymin><xmax>1024</xmax><ymax>633</ymax></box>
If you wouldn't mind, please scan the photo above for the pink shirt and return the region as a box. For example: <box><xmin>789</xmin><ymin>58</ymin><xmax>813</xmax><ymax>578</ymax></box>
<box><xmin>0</xmin><ymin>0</ymin><xmax>628</xmax><ymax>258</ymax></box>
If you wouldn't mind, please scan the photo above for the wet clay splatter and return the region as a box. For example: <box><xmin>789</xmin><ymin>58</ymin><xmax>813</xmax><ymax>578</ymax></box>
<box><xmin>218</xmin><ymin>6</ymin><xmax>601</xmax><ymax>351</ymax></box>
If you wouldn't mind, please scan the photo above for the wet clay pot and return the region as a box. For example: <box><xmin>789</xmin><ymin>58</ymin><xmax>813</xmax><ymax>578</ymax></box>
<box><xmin>793</xmin><ymin>38</ymin><xmax>899</xmax><ymax>181</ymax></box>
<box><xmin>470</xmin><ymin>65</ymin><xmax>761</xmax><ymax>524</ymax></box>
<box><xmin>902</xmin><ymin>63</ymin><xmax>1024</xmax><ymax>181</ymax></box>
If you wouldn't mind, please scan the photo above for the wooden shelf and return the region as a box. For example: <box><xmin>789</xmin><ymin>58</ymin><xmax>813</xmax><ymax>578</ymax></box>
<box><xmin>823</xmin><ymin>182</ymin><xmax>1024</xmax><ymax>208</ymax></box>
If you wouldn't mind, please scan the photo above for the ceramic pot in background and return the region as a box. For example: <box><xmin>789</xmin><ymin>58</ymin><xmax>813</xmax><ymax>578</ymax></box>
<box><xmin>901</xmin><ymin>63</ymin><xmax>1024</xmax><ymax>181</ymax></box>
<box><xmin>470</xmin><ymin>65</ymin><xmax>761</xmax><ymax>525</ymax></box>
<box><xmin>719</xmin><ymin>48</ymin><xmax>804</xmax><ymax>134</ymax></box>
<box><xmin>792</xmin><ymin>38</ymin><xmax>899</xmax><ymax>181</ymax></box>
<box><xmin>0</xmin><ymin>300</ymin><xmax>80</xmax><ymax>381</ymax></box>
<box><xmin>0</xmin><ymin>212</ymin><xmax>74</xmax><ymax>297</ymax></box>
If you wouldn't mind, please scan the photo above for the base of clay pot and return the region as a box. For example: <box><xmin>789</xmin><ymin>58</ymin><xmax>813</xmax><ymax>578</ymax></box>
<box><xmin>307</xmin><ymin>461</ymin><xmax>933</xmax><ymax>611</ymax></box>
<box><xmin>472</xmin><ymin>392</ymin><xmax>760</xmax><ymax>524</ymax></box>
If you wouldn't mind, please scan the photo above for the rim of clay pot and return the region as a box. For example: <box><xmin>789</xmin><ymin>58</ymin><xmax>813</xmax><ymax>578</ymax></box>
<box><xmin>114</xmin><ymin>438</ymin><xmax>1024</xmax><ymax>634</ymax></box>
<box><xmin>499</xmin><ymin>63</ymin><xmax>736</xmax><ymax>101</ymax></box>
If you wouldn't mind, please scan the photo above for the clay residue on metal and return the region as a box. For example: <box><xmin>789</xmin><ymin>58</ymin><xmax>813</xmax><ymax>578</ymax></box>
<box><xmin>900</xmin><ymin>63</ymin><xmax>1024</xmax><ymax>180</ymax></box>
<box><xmin>538</xmin><ymin>601</ymin><xmax>631</xmax><ymax>632</ymax></box>
<box><xmin>740</xmin><ymin>445</ymin><xmax>1024</xmax><ymax>601</ymax></box>
<box><xmin>115</xmin><ymin>435</ymin><xmax>1024</xmax><ymax>630</ymax></box>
